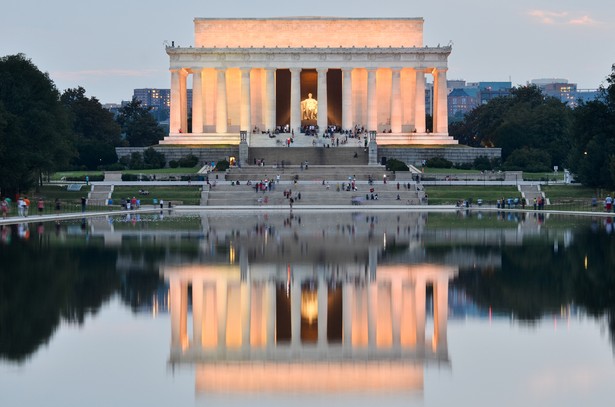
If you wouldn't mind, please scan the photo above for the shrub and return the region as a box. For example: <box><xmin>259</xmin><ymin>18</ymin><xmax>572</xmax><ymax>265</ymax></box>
<box><xmin>426</xmin><ymin>157</ymin><xmax>453</xmax><ymax>168</ymax></box>
<box><xmin>143</xmin><ymin>147</ymin><xmax>166</xmax><ymax>168</ymax></box>
<box><xmin>473</xmin><ymin>156</ymin><xmax>492</xmax><ymax>171</ymax></box>
<box><xmin>168</xmin><ymin>160</ymin><xmax>179</xmax><ymax>168</ymax></box>
<box><xmin>121</xmin><ymin>174</ymin><xmax>139</xmax><ymax>181</ymax></box>
<box><xmin>178</xmin><ymin>154</ymin><xmax>199</xmax><ymax>168</ymax></box>
<box><xmin>385</xmin><ymin>158</ymin><xmax>409</xmax><ymax>172</ymax></box>
<box><xmin>503</xmin><ymin>148</ymin><xmax>551</xmax><ymax>172</ymax></box>
<box><xmin>214</xmin><ymin>159</ymin><xmax>230</xmax><ymax>172</ymax></box>
<box><xmin>100</xmin><ymin>163</ymin><xmax>125</xmax><ymax>171</ymax></box>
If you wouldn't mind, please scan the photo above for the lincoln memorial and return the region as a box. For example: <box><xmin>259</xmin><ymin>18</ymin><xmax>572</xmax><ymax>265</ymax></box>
<box><xmin>161</xmin><ymin>17</ymin><xmax>456</xmax><ymax>146</ymax></box>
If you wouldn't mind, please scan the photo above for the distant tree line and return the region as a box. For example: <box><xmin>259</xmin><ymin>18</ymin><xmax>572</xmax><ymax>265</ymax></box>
<box><xmin>0</xmin><ymin>54</ymin><xmax>166</xmax><ymax>196</ymax></box>
<box><xmin>450</xmin><ymin>64</ymin><xmax>615</xmax><ymax>188</ymax></box>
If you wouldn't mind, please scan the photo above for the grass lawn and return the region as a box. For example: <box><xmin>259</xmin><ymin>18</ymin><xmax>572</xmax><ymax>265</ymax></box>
<box><xmin>51</xmin><ymin>167</ymin><xmax>201</xmax><ymax>181</ymax></box>
<box><xmin>112</xmin><ymin>186</ymin><xmax>202</xmax><ymax>205</ymax></box>
<box><xmin>426</xmin><ymin>185</ymin><xmax>520</xmax><ymax>205</ymax></box>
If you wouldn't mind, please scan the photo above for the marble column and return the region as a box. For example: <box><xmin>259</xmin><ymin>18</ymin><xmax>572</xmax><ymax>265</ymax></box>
<box><xmin>241</xmin><ymin>281</ymin><xmax>251</xmax><ymax>348</ymax></box>
<box><xmin>342</xmin><ymin>283</ymin><xmax>352</xmax><ymax>346</ymax></box>
<box><xmin>216</xmin><ymin>279</ymin><xmax>228</xmax><ymax>349</ymax></box>
<box><xmin>170</xmin><ymin>69</ymin><xmax>181</xmax><ymax>134</ymax></box>
<box><xmin>366</xmin><ymin>68</ymin><xmax>377</xmax><ymax>132</ymax></box>
<box><xmin>240</xmin><ymin>68</ymin><xmax>251</xmax><ymax>133</ymax></box>
<box><xmin>415</xmin><ymin>70</ymin><xmax>426</xmax><ymax>133</ymax></box>
<box><xmin>367</xmin><ymin>282</ymin><xmax>377</xmax><ymax>347</ymax></box>
<box><xmin>170</xmin><ymin>279</ymin><xmax>188</xmax><ymax>349</ymax></box>
<box><xmin>414</xmin><ymin>278</ymin><xmax>426</xmax><ymax>349</ymax></box>
<box><xmin>266</xmin><ymin>281</ymin><xmax>276</xmax><ymax>345</ymax></box>
<box><xmin>290</xmin><ymin>68</ymin><xmax>301</xmax><ymax>134</ymax></box>
<box><xmin>265</xmin><ymin>68</ymin><xmax>276</xmax><ymax>132</ymax></box>
<box><xmin>342</xmin><ymin>68</ymin><xmax>353</xmax><ymax>130</ymax></box>
<box><xmin>179</xmin><ymin>70</ymin><xmax>188</xmax><ymax>134</ymax></box>
<box><xmin>191</xmin><ymin>69</ymin><xmax>203</xmax><ymax>134</ymax></box>
<box><xmin>317</xmin><ymin>68</ymin><xmax>328</xmax><ymax>133</ymax></box>
<box><xmin>390</xmin><ymin>68</ymin><xmax>402</xmax><ymax>133</ymax></box>
<box><xmin>215</xmin><ymin>68</ymin><xmax>228</xmax><ymax>134</ymax></box>
<box><xmin>435</xmin><ymin>69</ymin><xmax>449</xmax><ymax>134</ymax></box>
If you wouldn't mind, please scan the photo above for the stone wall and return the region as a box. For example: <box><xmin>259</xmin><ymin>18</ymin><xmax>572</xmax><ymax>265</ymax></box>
<box><xmin>379</xmin><ymin>147</ymin><xmax>501</xmax><ymax>166</ymax></box>
<box><xmin>115</xmin><ymin>147</ymin><xmax>239</xmax><ymax>167</ymax></box>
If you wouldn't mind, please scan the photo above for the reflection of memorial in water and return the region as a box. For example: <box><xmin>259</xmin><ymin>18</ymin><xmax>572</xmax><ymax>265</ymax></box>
<box><xmin>165</xmin><ymin>258</ymin><xmax>456</xmax><ymax>393</ymax></box>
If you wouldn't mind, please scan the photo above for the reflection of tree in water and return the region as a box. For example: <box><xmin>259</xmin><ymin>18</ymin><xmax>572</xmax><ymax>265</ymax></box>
<box><xmin>0</xmin><ymin>231</ymin><xmax>182</xmax><ymax>362</ymax></box>
<box><xmin>452</xmin><ymin>226</ymin><xmax>615</xmax><ymax>351</ymax></box>
<box><xmin>0</xmin><ymin>239</ymin><xmax>119</xmax><ymax>363</ymax></box>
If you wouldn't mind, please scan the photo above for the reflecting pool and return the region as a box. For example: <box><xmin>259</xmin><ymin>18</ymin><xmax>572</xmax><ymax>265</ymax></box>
<box><xmin>1</xmin><ymin>211</ymin><xmax>615</xmax><ymax>406</ymax></box>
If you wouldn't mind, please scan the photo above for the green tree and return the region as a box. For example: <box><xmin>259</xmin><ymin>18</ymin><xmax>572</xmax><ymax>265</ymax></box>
<box><xmin>0</xmin><ymin>54</ymin><xmax>74</xmax><ymax>196</ymax></box>
<box><xmin>61</xmin><ymin>87</ymin><xmax>121</xmax><ymax>170</ymax></box>
<box><xmin>568</xmin><ymin>65</ymin><xmax>615</xmax><ymax>188</ymax></box>
<box><xmin>451</xmin><ymin>85</ymin><xmax>573</xmax><ymax>170</ymax></box>
<box><xmin>116</xmin><ymin>99</ymin><xmax>166</xmax><ymax>147</ymax></box>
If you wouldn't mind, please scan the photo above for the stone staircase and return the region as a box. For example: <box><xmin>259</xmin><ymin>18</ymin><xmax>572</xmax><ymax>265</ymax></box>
<box><xmin>204</xmin><ymin>182</ymin><xmax>425</xmax><ymax>206</ymax></box>
<box><xmin>88</xmin><ymin>184</ymin><xmax>113</xmax><ymax>206</ymax></box>
<box><xmin>518</xmin><ymin>184</ymin><xmax>547</xmax><ymax>207</ymax></box>
<box><xmin>226</xmin><ymin>165</ymin><xmax>392</xmax><ymax>183</ymax></box>
<box><xmin>248</xmin><ymin>146</ymin><xmax>369</xmax><ymax>166</ymax></box>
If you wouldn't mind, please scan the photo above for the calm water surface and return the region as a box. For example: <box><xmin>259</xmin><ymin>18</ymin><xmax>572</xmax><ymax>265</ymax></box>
<box><xmin>1</xmin><ymin>211</ymin><xmax>614</xmax><ymax>406</ymax></box>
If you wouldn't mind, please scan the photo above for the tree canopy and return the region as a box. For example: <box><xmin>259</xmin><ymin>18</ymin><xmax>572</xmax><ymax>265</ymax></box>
<box><xmin>61</xmin><ymin>87</ymin><xmax>121</xmax><ymax>170</ymax></box>
<box><xmin>116</xmin><ymin>99</ymin><xmax>166</xmax><ymax>147</ymax></box>
<box><xmin>567</xmin><ymin>65</ymin><xmax>615</xmax><ymax>188</ymax></box>
<box><xmin>0</xmin><ymin>54</ymin><xmax>74</xmax><ymax>196</ymax></box>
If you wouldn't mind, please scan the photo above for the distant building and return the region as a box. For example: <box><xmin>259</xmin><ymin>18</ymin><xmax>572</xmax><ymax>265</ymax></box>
<box><xmin>446</xmin><ymin>80</ymin><xmax>511</xmax><ymax>120</ymax></box>
<box><xmin>132</xmin><ymin>88</ymin><xmax>192</xmax><ymax>122</ymax></box>
<box><xmin>531</xmin><ymin>79</ymin><xmax>600</xmax><ymax>107</ymax></box>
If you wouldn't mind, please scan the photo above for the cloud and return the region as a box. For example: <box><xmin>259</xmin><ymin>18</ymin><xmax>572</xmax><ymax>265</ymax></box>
<box><xmin>51</xmin><ymin>69</ymin><xmax>158</xmax><ymax>81</ymax></box>
<box><xmin>528</xmin><ymin>10</ymin><xmax>601</xmax><ymax>26</ymax></box>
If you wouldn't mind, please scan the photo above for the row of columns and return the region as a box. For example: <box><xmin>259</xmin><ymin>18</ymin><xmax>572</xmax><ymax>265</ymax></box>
<box><xmin>169</xmin><ymin>67</ymin><xmax>448</xmax><ymax>136</ymax></box>
<box><xmin>170</xmin><ymin>275</ymin><xmax>449</xmax><ymax>353</ymax></box>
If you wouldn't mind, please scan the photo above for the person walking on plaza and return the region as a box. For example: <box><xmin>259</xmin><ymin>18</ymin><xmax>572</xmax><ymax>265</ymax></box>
<box><xmin>606</xmin><ymin>195</ymin><xmax>613</xmax><ymax>212</ymax></box>
<box><xmin>37</xmin><ymin>198</ymin><xmax>44</xmax><ymax>215</ymax></box>
<box><xmin>1</xmin><ymin>198</ymin><xmax>8</xmax><ymax>219</ymax></box>
<box><xmin>81</xmin><ymin>197</ymin><xmax>87</xmax><ymax>213</ymax></box>
<box><xmin>23</xmin><ymin>197</ymin><xmax>30</xmax><ymax>217</ymax></box>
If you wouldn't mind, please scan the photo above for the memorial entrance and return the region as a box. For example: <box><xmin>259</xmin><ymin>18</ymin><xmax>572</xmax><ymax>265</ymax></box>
<box><xmin>161</xmin><ymin>18</ymin><xmax>457</xmax><ymax>146</ymax></box>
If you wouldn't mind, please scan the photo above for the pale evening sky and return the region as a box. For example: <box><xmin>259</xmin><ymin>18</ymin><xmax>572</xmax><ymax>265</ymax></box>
<box><xmin>1</xmin><ymin>0</ymin><xmax>613</xmax><ymax>104</ymax></box>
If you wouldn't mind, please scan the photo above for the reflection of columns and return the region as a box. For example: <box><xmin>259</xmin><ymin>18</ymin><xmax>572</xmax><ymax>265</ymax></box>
<box><xmin>170</xmin><ymin>279</ymin><xmax>188</xmax><ymax>349</ymax></box>
<box><xmin>367</xmin><ymin>282</ymin><xmax>377</xmax><ymax>346</ymax></box>
<box><xmin>241</xmin><ymin>281</ymin><xmax>251</xmax><ymax>347</ymax></box>
<box><xmin>391</xmin><ymin>279</ymin><xmax>402</xmax><ymax>346</ymax></box>
<box><xmin>366</xmin><ymin>69</ymin><xmax>377</xmax><ymax>131</ymax></box>
<box><xmin>342</xmin><ymin>68</ymin><xmax>353</xmax><ymax>130</ymax></box>
<box><xmin>192</xmin><ymin>69</ymin><xmax>203</xmax><ymax>134</ymax></box>
<box><xmin>193</xmin><ymin>280</ymin><xmax>204</xmax><ymax>347</ymax></box>
<box><xmin>215</xmin><ymin>68</ymin><xmax>228</xmax><ymax>134</ymax></box>
<box><xmin>368</xmin><ymin>246</ymin><xmax>378</xmax><ymax>281</ymax></box>
<box><xmin>390</xmin><ymin>68</ymin><xmax>402</xmax><ymax>133</ymax></box>
<box><xmin>433</xmin><ymin>278</ymin><xmax>449</xmax><ymax>351</ymax></box>
<box><xmin>434</xmin><ymin>69</ymin><xmax>449</xmax><ymax>134</ymax></box>
<box><xmin>203</xmin><ymin>283</ymin><xmax>218</xmax><ymax>348</ymax></box>
<box><xmin>318</xmin><ymin>277</ymin><xmax>328</xmax><ymax>346</ymax></box>
<box><xmin>265</xmin><ymin>68</ymin><xmax>276</xmax><ymax>131</ymax></box>
<box><xmin>291</xmin><ymin>277</ymin><xmax>301</xmax><ymax>346</ymax></box>
<box><xmin>342</xmin><ymin>283</ymin><xmax>352</xmax><ymax>345</ymax></box>
<box><xmin>240</xmin><ymin>68</ymin><xmax>251</xmax><ymax>132</ymax></box>
<box><xmin>179</xmin><ymin>70</ymin><xmax>188</xmax><ymax>134</ymax></box>
<box><xmin>216</xmin><ymin>279</ymin><xmax>228</xmax><ymax>349</ymax></box>
<box><xmin>170</xmin><ymin>69</ymin><xmax>181</xmax><ymax>134</ymax></box>
<box><xmin>414</xmin><ymin>278</ymin><xmax>426</xmax><ymax>349</ymax></box>
<box><xmin>266</xmin><ymin>282</ymin><xmax>276</xmax><ymax>345</ymax></box>
<box><xmin>317</xmin><ymin>68</ymin><xmax>328</xmax><ymax>132</ymax></box>
<box><xmin>290</xmin><ymin>68</ymin><xmax>301</xmax><ymax>133</ymax></box>
<box><xmin>415</xmin><ymin>70</ymin><xmax>426</xmax><ymax>133</ymax></box>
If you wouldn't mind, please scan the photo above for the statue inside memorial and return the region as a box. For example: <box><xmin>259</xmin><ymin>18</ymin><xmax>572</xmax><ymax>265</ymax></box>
<box><xmin>301</xmin><ymin>93</ymin><xmax>318</xmax><ymax>120</ymax></box>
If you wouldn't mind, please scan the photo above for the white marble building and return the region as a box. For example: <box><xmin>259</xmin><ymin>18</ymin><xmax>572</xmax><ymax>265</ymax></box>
<box><xmin>163</xmin><ymin>18</ymin><xmax>456</xmax><ymax>146</ymax></box>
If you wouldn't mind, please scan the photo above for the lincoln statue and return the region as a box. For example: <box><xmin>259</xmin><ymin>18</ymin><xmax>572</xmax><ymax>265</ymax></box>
<box><xmin>301</xmin><ymin>93</ymin><xmax>318</xmax><ymax>120</ymax></box>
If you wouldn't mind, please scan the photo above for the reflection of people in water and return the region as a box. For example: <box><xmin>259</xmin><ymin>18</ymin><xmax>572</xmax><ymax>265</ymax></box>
<box><xmin>301</xmin><ymin>93</ymin><xmax>318</xmax><ymax>120</ymax></box>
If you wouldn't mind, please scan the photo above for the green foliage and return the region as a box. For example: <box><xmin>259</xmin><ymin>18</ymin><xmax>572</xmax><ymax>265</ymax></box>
<box><xmin>0</xmin><ymin>54</ymin><xmax>75</xmax><ymax>196</ymax></box>
<box><xmin>426</xmin><ymin>157</ymin><xmax>453</xmax><ymax>168</ymax></box>
<box><xmin>143</xmin><ymin>147</ymin><xmax>166</xmax><ymax>169</ymax></box>
<box><xmin>214</xmin><ymin>159</ymin><xmax>230</xmax><ymax>172</ymax></box>
<box><xmin>473</xmin><ymin>156</ymin><xmax>494</xmax><ymax>171</ymax></box>
<box><xmin>178</xmin><ymin>154</ymin><xmax>199</xmax><ymax>168</ymax></box>
<box><xmin>385</xmin><ymin>158</ymin><xmax>409</xmax><ymax>172</ymax></box>
<box><xmin>503</xmin><ymin>147</ymin><xmax>552</xmax><ymax>172</ymax></box>
<box><xmin>61</xmin><ymin>87</ymin><xmax>121</xmax><ymax>169</ymax></box>
<box><xmin>121</xmin><ymin>173</ymin><xmax>139</xmax><ymax>181</ymax></box>
<box><xmin>168</xmin><ymin>160</ymin><xmax>179</xmax><ymax>168</ymax></box>
<box><xmin>567</xmin><ymin>65</ymin><xmax>615</xmax><ymax>188</ymax></box>
<box><xmin>451</xmin><ymin>84</ymin><xmax>573</xmax><ymax>169</ymax></box>
<box><xmin>116</xmin><ymin>99</ymin><xmax>166</xmax><ymax>147</ymax></box>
